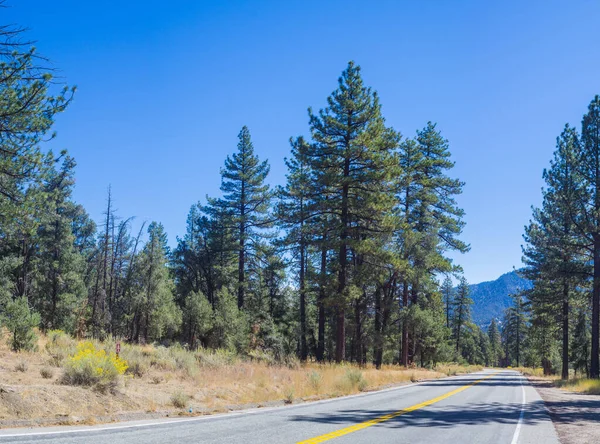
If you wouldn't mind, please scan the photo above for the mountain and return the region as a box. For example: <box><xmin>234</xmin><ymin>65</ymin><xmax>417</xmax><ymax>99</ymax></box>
<box><xmin>468</xmin><ymin>270</ymin><xmax>532</xmax><ymax>327</ymax></box>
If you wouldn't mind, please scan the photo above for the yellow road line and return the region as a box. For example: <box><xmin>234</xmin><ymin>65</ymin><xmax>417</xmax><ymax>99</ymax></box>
<box><xmin>297</xmin><ymin>372</ymin><xmax>497</xmax><ymax>444</ymax></box>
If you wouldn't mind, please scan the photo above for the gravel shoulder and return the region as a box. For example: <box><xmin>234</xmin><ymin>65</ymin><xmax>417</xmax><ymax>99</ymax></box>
<box><xmin>529</xmin><ymin>377</ymin><xmax>600</xmax><ymax>444</ymax></box>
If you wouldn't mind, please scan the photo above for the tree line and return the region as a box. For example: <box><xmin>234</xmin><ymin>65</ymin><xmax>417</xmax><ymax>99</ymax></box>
<box><xmin>519</xmin><ymin>95</ymin><xmax>600</xmax><ymax>379</ymax></box>
<box><xmin>0</xmin><ymin>20</ymin><xmax>503</xmax><ymax>368</ymax></box>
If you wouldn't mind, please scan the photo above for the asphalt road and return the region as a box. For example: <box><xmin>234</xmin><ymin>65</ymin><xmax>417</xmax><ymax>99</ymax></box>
<box><xmin>0</xmin><ymin>369</ymin><xmax>559</xmax><ymax>444</ymax></box>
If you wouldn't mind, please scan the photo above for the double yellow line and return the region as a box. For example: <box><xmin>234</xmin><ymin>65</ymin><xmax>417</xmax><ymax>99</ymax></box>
<box><xmin>297</xmin><ymin>372</ymin><xmax>497</xmax><ymax>444</ymax></box>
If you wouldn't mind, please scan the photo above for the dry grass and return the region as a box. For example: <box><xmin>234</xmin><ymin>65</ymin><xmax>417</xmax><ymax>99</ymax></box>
<box><xmin>434</xmin><ymin>363</ymin><xmax>483</xmax><ymax>376</ymax></box>
<box><xmin>554</xmin><ymin>378</ymin><xmax>600</xmax><ymax>395</ymax></box>
<box><xmin>0</xmin><ymin>329</ymin><xmax>481</xmax><ymax>424</ymax></box>
<box><xmin>515</xmin><ymin>366</ymin><xmax>600</xmax><ymax>395</ymax></box>
<box><xmin>512</xmin><ymin>367</ymin><xmax>547</xmax><ymax>377</ymax></box>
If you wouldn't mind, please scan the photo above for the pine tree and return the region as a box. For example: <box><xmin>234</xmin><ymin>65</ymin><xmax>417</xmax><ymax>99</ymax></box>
<box><xmin>576</xmin><ymin>96</ymin><xmax>600</xmax><ymax>378</ymax></box>
<box><xmin>278</xmin><ymin>136</ymin><xmax>312</xmax><ymax>360</ymax></box>
<box><xmin>308</xmin><ymin>61</ymin><xmax>399</xmax><ymax>362</ymax></box>
<box><xmin>396</xmin><ymin>124</ymin><xmax>468</xmax><ymax>366</ymax></box>
<box><xmin>1</xmin><ymin>296</ymin><xmax>40</xmax><ymax>352</ymax></box>
<box><xmin>504</xmin><ymin>292</ymin><xmax>528</xmax><ymax>367</ymax></box>
<box><xmin>0</xmin><ymin>24</ymin><xmax>74</xmax><ymax>223</ymax></box>
<box><xmin>453</xmin><ymin>277</ymin><xmax>472</xmax><ymax>353</ymax></box>
<box><xmin>32</xmin><ymin>154</ymin><xmax>87</xmax><ymax>332</ymax></box>
<box><xmin>523</xmin><ymin>124</ymin><xmax>588</xmax><ymax>379</ymax></box>
<box><xmin>130</xmin><ymin>222</ymin><xmax>181</xmax><ymax>342</ymax></box>
<box><xmin>183</xmin><ymin>291</ymin><xmax>213</xmax><ymax>348</ymax></box>
<box><xmin>571</xmin><ymin>308</ymin><xmax>591</xmax><ymax>377</ymax></box>
<box><xmin>488</xmin><ymin>318</ymin><xmax>502</xmax><ymax>367</ymax></box>
<box><xmin>208</xmin><ymin>127</ymin><xmax>273</xmax><ymax>309</ymax></box>
<box><xmin>441</xmin><ymin>276</ymin><xmax>454</xmax><ymax>330</ymax></box>
<box><xmin>172</xmin><ymin>203</ymin><xmax>236</xmax><ymax>309</ymax></box>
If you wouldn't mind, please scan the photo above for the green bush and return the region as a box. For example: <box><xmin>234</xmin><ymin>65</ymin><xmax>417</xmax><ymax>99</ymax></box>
<box><xmin>121</xmin><ymin>345</ymin><xmax>150</xmax><ymax>378</ymax></box>
<box><xmin>284</xmin><ymin>387</ymin><xmax>294</xmax><ymax>404</ymax></box>
<box><xmin>307</xmin><ymin>371</ymin><xmax>322</xmax><ymax>393</ymax></box>
<box><xmin>168</xmin><ymin>344</ymin><xmax>198</xmax><ymax>377</ymax></box>
<box><xmin>149</xmin><ymin>346</ymin><xmax>177</xmax><ymax>371</ymax></box>
<box><xmin>195</xmin><ymin>348</ymin><xmax>238</xmax><ymax>368</ymax></box>
<box><xmin>2</xmin><ymin>297</ymin><xmax>40</xmax><ymax>352</ymax></box>
<box><xmin>45</xmin><ymin>330</ymin><xmax>76</xmax><ymax>367</ymax></box>
<box><xmin>345</xmin><ymin>368</ymin><xmax>367</xmax><ymax>391</ymax></box>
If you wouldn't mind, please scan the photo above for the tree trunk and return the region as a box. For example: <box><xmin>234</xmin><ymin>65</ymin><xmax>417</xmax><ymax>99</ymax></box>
<box><xmin>562</xmin><ymin>279</ymin><xmax>569</xmax><ymax>380</ymax></box>
<box><xmin>238</xmin><ymin>182</ymin><xmax>246</xmax><ymax>309</ymax></box>
<box><xmin>335</xmin><ymin>157</ymin><xmax>350</xmax><ymax>363</ymax></box>
<box><xmin>299</xmin><ymin>238</ymin><xmax>307</xmax><ymax>361</ymax></box>
<box><xmin>592</xmin><ymin>235</ymin><xmax>600</xmax><ymax>378</ymax></box>
<box><xmin>316</xmin><ymin>239</ymin><xmax>327</xmax><ymax>362</ymax></box>
<box><xmin>401</xmin><ymin>280</ymin><xmax>409</xmax><ymax>366</ymax></box>
<box><xmin>374</xmin><ymin>286</ymin><xmax>382</xmax><ymax>369</ymax></box>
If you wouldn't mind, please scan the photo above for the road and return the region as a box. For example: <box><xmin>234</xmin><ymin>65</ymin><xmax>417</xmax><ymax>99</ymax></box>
<box><xmin>0</xmin><ymin>370</ymin><xmax>559</xmax><ymax>444</ymax></box>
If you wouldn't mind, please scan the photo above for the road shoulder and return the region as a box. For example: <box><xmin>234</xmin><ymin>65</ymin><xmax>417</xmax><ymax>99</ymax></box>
<box><xmin>528</xmin><ymin>377</ymin><xmax>600</xmax><ymax>444</ymax></box>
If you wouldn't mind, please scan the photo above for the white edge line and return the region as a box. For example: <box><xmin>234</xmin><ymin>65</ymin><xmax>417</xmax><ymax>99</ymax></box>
<box><xmin>0</xmin><ymin>370</ymin><xmax>492</xmax><ymax>439</ymax></box>
<box><xmin>511</xmin><ymin>374</ymin><xmax>526</xmax><ymax>444</ymax></box>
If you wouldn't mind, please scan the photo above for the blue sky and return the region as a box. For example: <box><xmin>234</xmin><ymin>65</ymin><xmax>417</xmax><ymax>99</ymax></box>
<box><xmin>5</xmin><ymin>0</ymin><xmax>600</xmax><ymax>284</ymax></box>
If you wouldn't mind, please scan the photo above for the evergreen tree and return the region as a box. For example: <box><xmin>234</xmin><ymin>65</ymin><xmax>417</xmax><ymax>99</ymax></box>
<box><xmin>278</xmin><ymin>136</ymin><xmax>312</xmax><ymax>360</ymax></box>
<box><xmin>523</xmin><ymin>124</ymin><xmax>588</xmax><ymax>379</ymax></box>
<box><xmin>172</xmin><ymin>203</ymin><xmax>236</xmax><ymax>308</ymax></box>
<box><xmin>575</xmin><ymin>96</ymin><xmax>600</xmax><ymax>378</ymax></box>
<box><xmin>441</xmin><ymin>276</ymin><xmax>454</xmax><ymax>330</ymax></box>
<box><xmin>0</xmin><ymin>23</ymin><xmax>74</xmax><ymax>224</ymax></box>
<box><xmin>208</xmin><ymin>126</ymin><xmax>273</xmax><ymax>309</ymax></box>
<box><xmin>396</xmin><ymin>124</ymin><xmax>468</xmax><ymax>366</ymax></box>
<box><xmin>453</xmin><ymin>277</ymin><xmax>472</xmax><ymax>353</ymax></box>
<box><xmin>183</xmin><ymin>290</ymin><xmax>213</xmax><ymax>348</ymax></box>
<box><xmin>31</xmin><ymin>154</ymin><xmax>87</xmax><ymax>332</ymax></box>
<box><xmin>488</xmin><ymin>318</ymin><xmax>502</xmax><ymax>367</ymax></box>
<box><xmin>130</xmin><ymin>222</ymin><xmax>181</xmax><ymax>342</ymax></box>
<box><xmin>1</xmin><ymin>296</ymin><xmax>40</xmax><ymax>352</ymax></box>
<box><xmin>308</xmin><ymin>61</ymin><xmax>399</xmax><ymax>362</ymax></box>
<box><xmin>571</xmin><ymin>308</ymin><xmax>591</xmax><ymax>377</ymax></box>
<box><xmin>503</xmin><ymin>292</ymin><xmax>528</xmax><ymax>367</ymax></box>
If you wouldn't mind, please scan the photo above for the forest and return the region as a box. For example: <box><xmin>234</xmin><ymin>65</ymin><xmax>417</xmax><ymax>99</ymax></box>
<box><xmin>1</xmin><ymin>17</ymin><xmax>598</xmax><ymax>380</ymax></box>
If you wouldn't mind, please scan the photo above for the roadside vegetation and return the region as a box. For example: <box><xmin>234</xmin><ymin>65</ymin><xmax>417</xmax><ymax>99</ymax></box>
<box><xmin>0</xmin><ymin>329</ymin><xmax>481</xmax><ymax>424</ymax></box>
<box><xmin>515</xmin><ymin>367</ymin><xmax>600</xmax><ymax>395</ymax></box>
<box><xmin>554</xmin><ymin>378</ymin><xmax>600</xmax><ymax>395</ymax></box>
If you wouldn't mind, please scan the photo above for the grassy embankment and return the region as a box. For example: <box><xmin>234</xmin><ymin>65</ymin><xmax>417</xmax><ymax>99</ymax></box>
<box><xmin>0</xmin><ymin>330</ymin><xmax>482</xmax><ymax>425</ymax></box>
<box><xmin>514</xmin><ymin>367</ymin><xmax>600</xmax><ymax>395</ymax></box>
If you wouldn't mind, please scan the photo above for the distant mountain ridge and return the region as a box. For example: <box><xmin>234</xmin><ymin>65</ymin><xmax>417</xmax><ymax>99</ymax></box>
<box><xmin>467</xmin><ymin>270</ymin><xmax>532</xmax><ymax>327</ymax></box>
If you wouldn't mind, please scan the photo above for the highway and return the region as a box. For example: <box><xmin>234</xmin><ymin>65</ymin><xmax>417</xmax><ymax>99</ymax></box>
<box><xmin>0</xmin><ymin>370</ymin><xmax>559</xmax><ymax>443</ymax></box>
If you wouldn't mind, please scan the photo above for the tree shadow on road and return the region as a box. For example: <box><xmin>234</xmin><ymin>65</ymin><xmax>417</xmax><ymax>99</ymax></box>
<box><xmin>289</xmin><ymin>397</ymin><xmax>599</xmax><ymax>430</ymax></box>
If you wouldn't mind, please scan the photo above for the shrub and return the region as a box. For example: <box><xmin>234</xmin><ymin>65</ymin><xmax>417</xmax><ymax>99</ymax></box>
<box><xmin>284</xmin><ymin>387</ymin><xmax>294</xmax><ymax>404</ymax></box>
<box><xmin>40</xmin><ymin>367</ymin><xmax>54</xmax><ymax>379</ymax></box>
<box><xmin>14</xmin><ymin>360</ymin><xmax>28</xmax><ymax>372</ymax></box>
<box><xmin>121</xmin><ymin>345</ymin><xmax>150</xmax><ymax>378</ymax></box>
<box><xmin>345</xmin><ymin>369</ymin><xmax>365</xmax><ymax>387</ymax></box>
<box><xmin>2</xmin><ymin>297</ymin><xmax>40</xmax><ymax>352</ymax></box>
<box><xmin>126</xmin><ymin>360</ymin><xmax>148</xmax><ymax>378</ymax></box>
<box><xmin>196</xmin><ymin>348</ymin><xmax>238</xmax><ymax>368</ymax></box>
<box><xmin>358</xmin><ymin>378</ymin><xmax>369</xmax><ymax>392</ymax></box>
<box><xmin>152</xmin><ymin>375</ymin><xmax>163</xmax><ymax>384</ymax></box>
<box><xmin>149</xmin><ymin>346</ymin><xmax>177</xmax><ymax>371</ymax></box>
<box><xmin>171</xmin><ymin>390</ymin><xmax>189</xmax><ymax>408</ymax></box>
<box><xmin>169</xmin><ymin>344</ymin><xmax>198</xmax><ymax>377</ymax></box>
<box><xmin>307</xmin><ymin>371</ymin><xmax>322</xmax><ymax>393</ymax></box>
<box><xmin>45</xmin><ymin>330</ymin><xmax>76</xmax><ymax>367</ymax></box>
<box><xmin>61</xmin><ymin>341</ymin><xmax>128</xmax><ymax>391</ymax></box>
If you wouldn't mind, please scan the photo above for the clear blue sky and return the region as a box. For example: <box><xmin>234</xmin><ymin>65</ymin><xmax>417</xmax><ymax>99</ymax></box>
<box><xmin>5</xmin><ymin>0</ymin><xmax>600</xmax><ymax>284</ymax></box>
